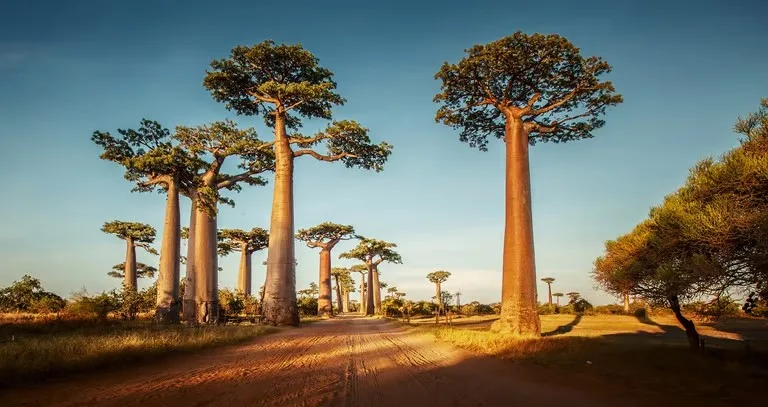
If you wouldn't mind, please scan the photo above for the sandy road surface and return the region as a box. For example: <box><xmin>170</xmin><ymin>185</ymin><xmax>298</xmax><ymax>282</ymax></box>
<box><xmin>4</xmin><ymin>316</ymin><xmax>660</xmax><ymax>407</ymax></box>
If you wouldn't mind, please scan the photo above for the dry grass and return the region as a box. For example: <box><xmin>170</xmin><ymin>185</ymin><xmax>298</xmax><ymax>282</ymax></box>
<box><xmin>0</xmin><ymin>317</ymin><xmax>275</xmax><ymax>386</ymax></box>
<box><xmin>403</xmin><ymin>314</ymin><xmax>768</xmax><ymax>402</ymax></box>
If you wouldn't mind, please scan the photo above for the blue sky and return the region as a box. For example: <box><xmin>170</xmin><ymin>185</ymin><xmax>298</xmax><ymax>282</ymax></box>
<box><xmin>1</xmin><ymin>0</ymin><xmax>766</xmax><ymax>305</ymax></box>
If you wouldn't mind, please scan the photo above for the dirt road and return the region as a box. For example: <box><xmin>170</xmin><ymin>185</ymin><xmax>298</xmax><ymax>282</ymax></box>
<box><xmin>4</xmin><ymin>316</ymin><xmax>656</xmax><ymax>407</ymax></box>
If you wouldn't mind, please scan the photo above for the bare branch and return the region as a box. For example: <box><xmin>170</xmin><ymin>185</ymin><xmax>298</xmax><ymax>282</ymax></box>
<box><xmin>529</xmin><ymin>89</ymin><xmax>579</xmax><ymax>116</ymax></box>
<box><xmin>293</xmin><ymin>149</ymin><xmax>357</xmax><ymax>161</ymax></box>
<box><xmin>289</xmin><ymin>134</ymin><xmax>326</xmax><ymax>145</ymax></box>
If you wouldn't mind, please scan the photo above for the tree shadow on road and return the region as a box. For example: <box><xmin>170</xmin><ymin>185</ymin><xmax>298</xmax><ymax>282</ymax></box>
<box><xmin>542</xmin><ymin>314</ymin><xmax>582</xmax><ymax>337</ymax></box>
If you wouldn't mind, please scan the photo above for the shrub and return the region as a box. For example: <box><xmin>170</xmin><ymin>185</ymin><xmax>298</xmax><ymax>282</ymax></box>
<box><xmin>685</xmin><ymin>296</ymin><xmax>741</xmax><ymax>321</ymax></box>
<box><xmin>411</xmin><ymin>301</ymin><xmax>436</xmax><ymax>316</ymax></box>
<box><xmin>538</xmin><ymin>303</ymin><xmax>556</xmax><ymax>315</ymax></box>
<box><xmin>572</xmin><ymin>298</ymin><xmax>594</xmax><ymax>314</ymax></box>
<box><xmin>218</xmin><ymin>289</ymin><xmax>245</xmax><ymax>317</ymax></box>
<box><xmin>0</xmin><ymin>275</ymin><xmax>66</xmax><ymax>313</ymax></box>
<box><xmin>66</xmin><ymin>289</ymin><xmax>121</xmax><ymax>321</ymax></box>
<box><xmin>594</xmin><ymin>304</ymin><xmax>626</xmax><ymax>315</ymax></box>
<box><xmin>297</xmin><ymin>296</ymin><xmax>318</xmax><ymax>317</ymax></box>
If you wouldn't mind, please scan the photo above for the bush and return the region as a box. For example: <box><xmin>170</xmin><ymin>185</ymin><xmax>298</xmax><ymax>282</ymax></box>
<box><xmin>411</xmin><ymin>301</ymin><xmax>436</xmax><ymax>316</ymax></box>
<box><xmin>572</xmin><ymin>298</ymin><xmax>594</xmax><ymax>314</ymax></box>
<box><xmin>538</xmin><ymin>303</ymin><xmax>556</xmax><ymax>315</ymax></box>
<box><xmin>66</xmin><ymin>289</ymin><xmax>121</xmax><ymax>321</ymax></box>
<box><xmin>297</xmin><ymin>296</ymin><xmax>318</xmax><ymax>317</ymax></box>
<box><xmin>594</xmin><ymin>304</ymin><xmax>626</xmax><ymax>315</ymax></box>
<box><xmin>685</xmin><ymin>297</ymin><xmax>741</xmax><ymax>321</ymax></box>
<box><xmin>218</xmin><ymin>289</ymin><xmax>245</xmax><ymax>317</ymax></box>
<box><xmin>0</xmin><ymin>275</ymin><xmax>66</xmax><ymax>313</ymax></box>
<box><xmin>382</xmin><ymin>297</ymin><xmax>405</xmax><ymax>317</ymax></box>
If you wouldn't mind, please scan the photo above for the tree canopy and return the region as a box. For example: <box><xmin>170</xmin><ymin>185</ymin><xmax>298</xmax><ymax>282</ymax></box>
<box><xmin>427</xmin><ymin>270</ymin><xmax>451</xmax><ymax>284</ymax></box>
<box><xmin>296</xmin><ymin>222</ymin><xmax>355</xmax><ymax>249</ymax></box>
<box><xmin>434</xmin><ymin>31</ymin><xmax>623</xmax><ymax>149</ymax></box>
<box><xmin>339</xmin><ymin>237</ymin><xmax>402</xmax><ymax>266</ymax></box>
<box><xmin>108</xmin><ymin>263</ymin><xmax>157</xmax><ymax>279</ymax></box>
<box><xmin>101</xmin><ymin>221</ymin><xmax>158</xmax><ymax>254</ymax></box>
<box><xmin>218</xmin><ymin>227</ymin><xmax>270</xmax><ymax>255</ymax></box>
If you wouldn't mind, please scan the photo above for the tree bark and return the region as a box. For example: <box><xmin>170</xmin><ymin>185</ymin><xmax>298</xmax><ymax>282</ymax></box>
<box><xmin>366</xmin><ymin>265</ymin><xmax>375</xmax><ymax>316</ymax></box>
<box><xmin>623</xmin><ymin>292</ymin><xmax>630</xmax><ymax>313</ymax></box>
<box><xmin>372</xmin><ymin>267</ymin><xmax>381</xmax><ymax>314</ymax></box>
<box><xmin>124</xmin><ymin>237</ymin><xmax>137</xmax><ymax>291</ymax></box>
<box><xmin>359</xmin><ymin>277</ymin><xmax>366</xmax><ymax>314</ymax></box>
<box><xmin>669</xmin><ymin>295</ymin><xmax>701</xmax><ymax>353</ymax></box>
<box><xmin>547</xmin><ymin>283</ymin><xmax>552</xmax><ymax>306</ymax></box>
<box><xmin>262</xmin><ymin>113</ymin><xmax>299</xmax><ymax>326</ymax></box>
<box><xmin>334</xmin><ymin>274</ymin><xmax>343</xmax><ymax>312</ymax></box>
<box><xmin>317</xmin><ymin>248</ymin><xmax>333</xmax><ymax>317</ymax></box>
<box><xmin>237</xmin><ymin>243</ymin><xmax>252</xmax><ymax>296</ymax></box>
<box><xmin>435</xmin><ymin>282</ymin><xmax>441</xmax><ymax>323</ymax></box>
<box><xmin>494</xmin><ymin>117</ymin><xmax>541</xmax><ymax>337</ymax></box>
<box><xmin>193</xmin><ymin>204</ymin><xmax>219</xmax><ymax>324</ymax></box>
<box><xmin>155</xmin><ymin>181</ymin><xmax>181</xmax><ymax>323</ymax></box>
<box><xmin>182</xmin><ymin>197</ymin><xmax>197</xmax><ymax>323</ymax></box>
<box><xmin>343</xmin><ymin>290</ymin><xmax>349</xmax><ymax>313</ymax></box>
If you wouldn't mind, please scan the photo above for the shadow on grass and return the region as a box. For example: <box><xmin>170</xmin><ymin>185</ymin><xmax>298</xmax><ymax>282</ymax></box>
<box><xmin>542</xmin><ymin>314</ymin><xmax>582</xmax><ymax>337</ymax></box>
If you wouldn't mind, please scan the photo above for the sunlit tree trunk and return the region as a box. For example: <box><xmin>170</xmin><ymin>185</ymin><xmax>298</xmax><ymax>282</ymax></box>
<box><xmin>495</xmin><ymin>117</ymin><xmax>541</xmax><ymax>337</ymax></box>
<box><xmin>366</xmin><ymin>265</ymin><xmax>375</xmax><ymax>316</ymax></box>
<box><xmin>317</xmin><ymin>248</ymin><xmax>332</xmax><ymax>317</ymax></box>
<box><xmin>334</xmin><ymin>274</ymin><xmax>343</xmax><ymax>312</ymax></box>
<box><xmin>360</xmin><ymin>278</ymin><xmax>366</xmax><ymax>314</ymax></box>
<box><xmin>546</xmin><ymin>282</ymin><xmax>553</xmax><ymax>306</ymax></box>
<box><xmin>343</xmin><ymin>290</ymin><xmax>350</xmax><ymax>312</ymax></box>
<box><xmin>182</xmin><ymin>198</ymin><xmax>197</xmax><ymax>323</ymax></box>
<box><xmin>434</xmin><ymin>282</ymin><xmax>441</xmax><ymax>323</ymax></box>
<box><xmin>237</xmin><ymin>243</ymin><xmax>252</xmax><ymax>296</ymax></box>
<box><xmin>155</xmin><ymin>181</ymin><xmax>181</xmax><ymax>323</ymax></box>
<box><xmin>262</xmin><ymin>113</ymin><xmax>299</xmax><ymax>326</ymax></box>
<box><xmin>194</xmin><ymin>205</ymin><xmax>219</xmax><ymax>324</ymax></box>
<box><xmin>124</xmin><ymin>237</ymin><xmax>137</xmax><ymax>291</ymax></box>
<box><xmin>623</xmin><ymin>292</ymin><xmax>630</xmax><ymax>312</ymax></box>
<box><xmin>372</xmin><ymin>267</ymin><xmax>381</xmax><ymax>314</ymax></box>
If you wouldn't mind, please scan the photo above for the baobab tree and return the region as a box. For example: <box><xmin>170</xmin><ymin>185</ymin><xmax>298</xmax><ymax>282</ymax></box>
<box><xmin>296</xmin><ymin>223</ymin><xmax>355</xmax><ymax>317</ymax></box>
<box><xmin>340</xmin><ymin>238</ymin><xmax>402</xmax><ymax>316</ymax></box>
<box><xmin>92</xmin><ymin>119</ymin><xmax>201</xmax><ymax>323</ymax></box>
<box><xmin>350</xmin><ymin>264</ymin><xmax>368</xmax><ymax>314</ymax></box>
<box><xmin>174</xmin><ymin>120</ymin><xmax>274</xmax><ymax>324</ymax></box>
<box><xmin>101</xmin><ymin>221</ymin><xmax>157</xmax><ymax>292</ymax></box>
<box><xmin>331</xmin><ymin>267</ymin><xmax>352</xmax><ymax>312</ymax></box>
<box><xmin>108</xmin><ymin>263</ymin><xmax>157</xmax><ymax>280</ymax></box>
<box><xmin>455</xmin><ymin>291</ymin><xmax>462</xmax><ymax>314</ymax></box>
<box><xmin>427</xmin><ymin>271</ymin><xmax>451</xmax><ymax>322</ymax></box>
<box><xmin>553</xmin><ymin>292</ymin><xmax>564</xmax><ymax>306</ymax></box>
<box><xmin>219</xmin><ymin>228</ymin><xmax>269</xmax><ymax>296</ymax></box>
<box><xmin>340</xmin><ymin>274</ymin><xmax>355</xmax><ymax>312</ymax></box>
<box><xmin>204</xmin><ymin>40</ymin><xmax>393</xmax><ymax>326</ymax></box>
<box><xmin>541</xmin><ymin>277</ymin><xmax>555</xmax><ymax>305</ymax></box>
<box><xmin>434</xmin><ymin>32</ymin><xmax>622</xmax><ymax>336</ymax></box>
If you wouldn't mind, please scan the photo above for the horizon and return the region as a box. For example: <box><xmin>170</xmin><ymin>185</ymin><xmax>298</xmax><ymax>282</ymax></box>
<box><xmin>1</xmin><ymin>0</ymin><xmax>767</xmax><ymax>305</ymax></box>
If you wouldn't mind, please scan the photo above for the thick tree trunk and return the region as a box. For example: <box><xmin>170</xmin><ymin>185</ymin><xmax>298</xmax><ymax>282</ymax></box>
<box><xmin>262</xmin><ymin>114</ymin><xmax>299</xmax><ymax>326</ymax></box>
<box><xmin>366</xmin><ymin>265</ymin><xmax>375</xmax><ymax>316</ymax></box>
<box><xmin>494</xmin><ymin>118</ymin><xmax>541</xmax><ymax>337</ymax></box>
<box><xmin>669</xmin><ymin>295</ymin><xmax>701</xmax><ymax>353</ymax></box>
<box><xmin>124</xmin><ymin>237</ymin><xmax>137</xmax><ymax>291</ymax></box>
<box><xmin>317</xmin><ymin>249</ymin><xmax>333</xmax><ymax>317</ymax></box>
<box><xmin>547</xmin><ymin>283</ymin><xmax>552</xmax><ymax>306</ymax></box>
<box><xmin>435</xmin><ymin>282</ymin><xmax>441</xmax><ymax>323</ymax></box>
<box><xmin>334</xmin><ymin>274</ymin><xmax>343</xmax><ymax>313</ymax></box>
<box><xmin>155</xmin><ymin>181</ymin><xmax>181</xmax><ymax>323</ymax></box>
<box><xmin>372</xmin><ymin>267</ymin><xmax>381</xmax><ymax>314</ymax></box>
<box><xmin>623</xmin><ymin>292</ymin><xmax>630</xmax><ymax>312</ymax></box>
<box><xmin>193</xmin><ymin>205</ymin><xmax>219</xmax><ymax>324</ymax></box>
<box><xmin>360</xmin><ymin>277</ymin><xmax>366</xmax><ymax>314</ymax></box>
<box><xmin>237</xmin><ymin>244</ymin><xmax>252</xmax><ymax>296</ymax></box>
<box><xmin>182</xmin><ymin>198</ymin><xmax>197</xmax><ymax>323</ymax></box>
<box><xmin>343</xmin><ymin>290</ymin><xmax>349</xmax><ymax>313</ymax></box>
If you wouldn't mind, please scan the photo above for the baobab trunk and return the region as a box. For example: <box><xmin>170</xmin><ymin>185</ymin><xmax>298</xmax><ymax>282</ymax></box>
<box><xmin>623</xmin><ymin>292</ymin><xmax>630</xmax><ymax>313</ymax></box>
<box><xmin>372</xmin><ymin>268</ymin><xmax>381</xmax><ymax>314</ymax></box>
<box><xmin>317</xmin><ymin>249</ymin><xmax>333</xmax><ymax>317</ymax></box>
<box><xmin>435</xmin><ymin>282</ymin><xmax>441</xmax><ymax>323</ymax></box>
<box><xmin>343</xmin><ymin>290</ymin><xmax>350</xmax><ymax>312</ymax></box>
<box><xmin>237</xmin><ymin>243</ymin><xmax>252</xmax><ymax>296</ymax></box>
<box><xmin>262</xmin><ymin>114</ymin><xmax>299</xmax><ymax>326</ymax></box>
<box><xmin>155</xmin><ymin>181</ymin><xmax>181</xmax><ymax>323</ymax></box>
<box><xmin>366</xmin><ymin>266</ymin><xmax>375</xmax><ymax>316</ymax></box>
<box><xmin>193</xmin><ymin>206</ymin><xmax>219</xmax><ymax>324</ymax></box>
<box><xmin>360</xmin><ymin>278</ymin><xmax>366</xmax><ymax>314</ymax></box>
<box><xmin>124</xmin><ymin>237</ymin><xmax>137</xmax><ymax>291</ymax></box>
<box><xmin>494</xmin><ymin>118</ymin><xmax>541</xmax><ymax>337</ymax></box>
<box><xmin>334</xmin><ymin>274</ymin><xmax>343</xmax><ymax>313</ymax></box>
<box><xmin>182</xmin><ymin>198</ymin><xmax>197</xmax><ymax>323</ymax></box>
<box><xmin>547</xmin><ymin>283</ymin><xmax>553</xmax><ymax>306</ymax></box>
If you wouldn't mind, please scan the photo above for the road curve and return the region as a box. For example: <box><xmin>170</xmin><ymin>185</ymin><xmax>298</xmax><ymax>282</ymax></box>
<box><xmin>4</xmin><ymin>315</ymin><xmax>655</xmax><ymax>406</ymax></box>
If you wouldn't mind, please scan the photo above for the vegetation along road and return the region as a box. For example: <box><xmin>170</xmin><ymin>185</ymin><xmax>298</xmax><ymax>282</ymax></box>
<box><xmin>2</xmin><ymin>315</ymin><xmax>670</xmax><ymax>407</ymax></box>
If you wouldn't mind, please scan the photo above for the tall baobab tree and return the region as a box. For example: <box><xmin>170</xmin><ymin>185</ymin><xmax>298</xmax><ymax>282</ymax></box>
<box><xmin>553</xmin><ymin>292</ymin><xmax>564</xmax><ymax>306</ymax></box>
<box><xmin>340</xmin><ymin>273</ymin><xmax>355</xmax><ymax>312</ymax></box>
<box><xmin>101</xmin><ymin>221</ymin><xmax>157</xmax><ymax>292</ymax></box>
<box><xmin>219</xmin><ymin>228</ymin><xmax>270</xmax><ymax>296</ymax></box>
<box><xmin>434</xmin><ymin>32</ymin><xmax>622</xmax><ymax>336</ymax></box>
<box><xmin>350</xmin><ymin>264</ymin><xmax>368</xmax><ymax>314</ymax></box>
<box><xmin>541</xmin><ymin>277</ymin><xmax>555</xmax><ymax>306</ymax></box>
<box><xmin>296</xmin><ymin>223</ymin><xmax>355</xmax><ymax>317</ymax></box>
<box><xmin>340</xmin><ymin>238</ymin><xmax>402</xmax><ymax>316</ymax></box>
<box><xmin>331</xmin><ymin>267</ymin><xmax>353</xmax><ymax>312</ymax></box>
<box><xmin>427</xmin><ymin>271</ymin><xmax>451</xmax><ymax>323</ymax></box>
<box><xmin>93</xmin><ymin>119</ymin><xmax>200</xmax><ymax>323</ymax></box>
<box><xmin>455</xmin><ymin>291</ymin><xmax>462</xmax><ymax>314</ymax></box>
<box><xmin>204</xmin><ymin>40</ymin><xmax>393</xmax><ymax>326</ymax></box>
<box><xmin>174</xmin><ymin>120</ymin><xmax>274</xmax><ymax>324</ymax></box>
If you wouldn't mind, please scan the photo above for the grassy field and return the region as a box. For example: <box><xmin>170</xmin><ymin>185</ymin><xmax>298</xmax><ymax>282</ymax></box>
<box><xmin>0</xmin><ymin>315</ymin><xmax>277</xmax><ymax>386</ymax></box>
<box><xmin>403</xmin><ymin>314</ymin><xmax>768</xmax><ymax>402</ymax></box>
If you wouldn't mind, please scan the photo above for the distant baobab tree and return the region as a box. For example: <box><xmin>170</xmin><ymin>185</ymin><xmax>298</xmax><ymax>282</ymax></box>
<box><xmin>427</xmin><ymin>270</ymin><xmax>451</xmax><ymax>323</ymax></box>
<box><xmin>553</xmin><ymin>292</ymin><xmax>564</xmax><ymax>306</ymax></box>
<box><xmin>340</xmin><ymin>238</ymin><xmax>402</xmax><ymax>316</ymax></box>
<box><xmin>219</xmin><ymin>228</ymin><xmax>269</xmax><ymax>296</ymax></box>
<box><xmin>101</xmin><ymin>221</ymin><xmax>158</xmax><ymax>292</ymax></box>
<box><xmin>108</xmin><ymin>263</ymin><xmax>157</xmax><ymax>280</ymax></box>
<box><xmin>541</xmin><ymin>277</ymin><xmax>555</xmax><ymax>305</ymax></box>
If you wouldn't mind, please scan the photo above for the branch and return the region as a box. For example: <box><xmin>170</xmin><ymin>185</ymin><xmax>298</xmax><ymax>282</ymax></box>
<box><xmin>137</xmin><ymin>174</ymin><xmax>171</xmax><ymax>189</ymax></box>
<box><xmin>285</xmin><ymin>100</ymin><xmax>305</xmax><ymax>111</ymax></box>
<box><xmin>216</xmin><ymin>168</ymin><xmax>267</xmax><ymax>190</ymax></box>
<box><xmin>289</xmin><ymin>133</ymin><xmax>327</xmax><ymax>145</ymax></box>
<box><xmin>247</xmin><ymin>90</ymin><xmax>278</xmax><ymax>104</ymax></box>
<box><xmin>529</xmin><ymin>89</ymin><xmax>578</xmax><ymax>116</ymax></box>
<box><xmin>293</xmin><ymin>149</ymin><xmax>357</xmax><ymax>161</ymax></box>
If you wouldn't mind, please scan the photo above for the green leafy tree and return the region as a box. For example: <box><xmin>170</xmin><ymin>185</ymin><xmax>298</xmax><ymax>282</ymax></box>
<box><xmin>340</xmin><ymin>238</ymin><xmax>402</xmax><ymax>315</ymax></box>
<box><xmin>296</xmin><ymin>222</ymin><xmax>355</xmax><ymax>317</ymax></box>
<box><xmin>107</xmin><ymin>263</ymin><xmax>157</xmax><ymax>280</ymax></box>
<box><xmin>219</xmin><ymin>228</ymin><xmax>270</xmax><ymax>296</ymax></box>
<box><xmin>552</xmin><ymin>292</ymin><xmax>564</xmax><ymax>306</ymax></box>
<box><xmin>331</xmin><ymin>267</ymin><xmax>353</xmax><ymax>313</ymax></box>
<box><xmin>0</xmin><ymin>275</ymin><xmax>66</xmax><ymax>313</ymax></box>
<box><xmin>92</xmin><ymin>119</ymin><xmax>201</xmax><ymax>323</ymax></box>
<box><xmin>349</xmin><ymin>264</ymin><xmax>368</xmax><ymax>314</ymax></box>
<box><xmin>173</xmin><ymin>120</ymin><xmax>274</xmax><ymax>324</ymax></box>
<box><xmin>427</xmin><ymin>271</ymin><xmax>451</xmax><ymax>321</ymax></box>
<box><xmin>204</xmin><ymin>40</ymin><xmax>393</xmax><ymax>326</ymax></box>
<box><xmin>340</xmin><ymin>272</ymin><xmax>356</xmax><ymax>312</ymax></box>
<box><xmin>434</xmin><ymin>32</ymin><xmax>622</xmax><ymax>336</ymax></box>
<box><xmin>101</xmin><ymin>221</ymin><xmax>157</xmax><ymax>292</ymax></box>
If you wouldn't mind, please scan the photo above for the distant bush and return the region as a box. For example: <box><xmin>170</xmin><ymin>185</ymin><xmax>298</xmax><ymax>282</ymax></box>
<box><xmin>411</xmin><ymin>301</ymin><xmax>436</xmax><ymax>316</ymax></box>
<box><xmin>0</xmin><ymin>275</ymin><xmax>66</xmax><ymax>314</ymax></box>
<box><xmin>382</xmin><ymin>297</ymin><xmax>405</xmax><ymax>317</ymax></box>
<box><xmin>66</xmin><ymin>289</ymin><xmax>121</xmax><ymax>321</ymax></box>
<box><xmin>685</xmin><ymin>296</ymin><xmax>741</xmax><ymax>321</ymax></box>
<box><xmin>218</xmin><ymin>289</ymin><xmax>245</xmax><ymax>317</ymax></box>
<box><xmin>538</xmin><ymin>303</ymin><xmax>556</xmax><ymax>315</ymax></box>
<box><xmin>594</xmin><ymin>304</ymin><xmax>626</xmax><ymax>315</ymax></box>
<box><xmin>297</xmin><ymin>296</ymin><xmax>318</xmax><ymax>317</ymax></box>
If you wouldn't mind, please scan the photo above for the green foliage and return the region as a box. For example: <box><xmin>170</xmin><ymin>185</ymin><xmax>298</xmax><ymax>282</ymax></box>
<box><xmin>427</xmin><ymin>270</ymin><xmax>451</xmax><ymax>284</ymax></box>
<box><xmin>538</xmin><ymin>303</ymin><xmax>557</xmax><ymax>315</ymax></box>
<box><xmin>101</xmin><ymin>221</ymin><xmax>157</xmax><ymax>252</ymax></box>
<box><xmin>434</xmin><ymin>31</ymin><xmax>622</xmax><ymax>150</ymax></box>
<box><xmin>218</xmin><ymin>227</ymin><xmax>270</xmax><ymax>255</ymax></box>
<box><xmin>297</xmin><ymin>296</ymin><xmax>318</xmax><ymax>317</ymax></box>
<box><xmin>410</xmin><ymin>300</ymin><xmax>437</xmax><ymax>316</ymax></box>
<box><xmin>296</xmin><ymin>222</ymin><xmax>355</xmax><ymax>247</ymax></box>
<box><xmin>297</xmin><ymin>282</ymin><xmax>319</xmax><ymax>299</ymax></box>
<box><xmin>107</xmin><ymin>262</ymin><xmax>157</xmax><ymax>279</ymax></box>
<box><xmin>339</xmin><ymin>237</ymin><xmax>403</xmax><ymax>265</ymax></box>
<box><xmin>218</xmin><ymin>288</ymin><xmax>245</xmax><ymax>316</ymax></box>
<box><xmin>594</xmin><ymin>304</ymin><xmax>626</xmax><ymax>315</ymax></box>
<box><xmin>67</xmin><ymin>289</ymin><xmax>121</xmax><ymax>321</ymax></box>
<box><xmin>684</xmin><ymin>296</ymin><xmax>742</xmax><ymax>321</ymax></box>
<box><xmin>382</xmin><ymin>296</ymin><xmax>405</xmax><ymax>317</ymax></box>
<box><xmin>0</xmin><ymin>276</ymin><xmax>66</xmax><ymax>313</ymax></box>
